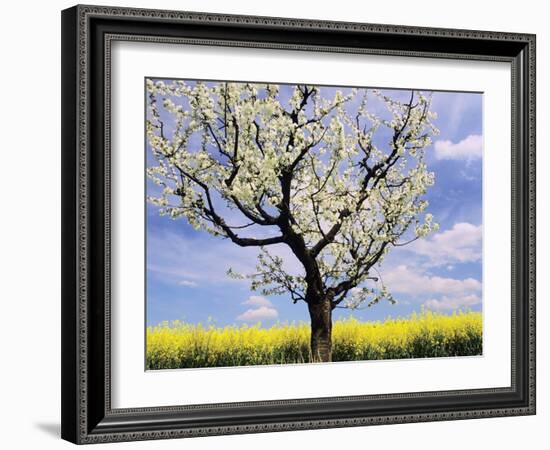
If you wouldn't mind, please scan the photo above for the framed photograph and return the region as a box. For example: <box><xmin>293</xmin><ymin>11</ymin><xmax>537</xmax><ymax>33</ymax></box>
<box><xmin>61</xmin><ymin>4</ymin><xmax>536</xmax><ymax>444</ymax></box>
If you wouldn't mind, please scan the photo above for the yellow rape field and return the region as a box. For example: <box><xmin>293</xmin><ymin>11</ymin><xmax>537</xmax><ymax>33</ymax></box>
<box><xmin>146</xmin><ymin>310</ymin><xmax>482</xmax><ymax>369</ymax></box>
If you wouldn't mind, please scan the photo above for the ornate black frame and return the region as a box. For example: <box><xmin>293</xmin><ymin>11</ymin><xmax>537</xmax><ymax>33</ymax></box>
<box><xmin>61</xmin><ymin>4</ymin><xmax>536</xmax><ymax>444</ymax></box>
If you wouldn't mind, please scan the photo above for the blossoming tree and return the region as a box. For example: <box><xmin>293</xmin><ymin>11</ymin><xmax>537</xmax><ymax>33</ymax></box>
<box><xmin>146</xmin><ymin>80</ymin><xmax>439</xmax><ymax>362</ymax></box>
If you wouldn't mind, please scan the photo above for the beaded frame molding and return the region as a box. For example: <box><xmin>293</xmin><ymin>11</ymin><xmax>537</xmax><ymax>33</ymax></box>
<box><xmin>61</xmin><ymin>4</ymin><xmax>536</xmax><ymax>444</ymax></box>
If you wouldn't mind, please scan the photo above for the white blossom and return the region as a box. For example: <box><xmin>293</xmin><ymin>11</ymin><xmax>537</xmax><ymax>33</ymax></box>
<box><xmin>146</xmin><ymin>80</ymin><xmax>439</xmax><ymax>310</ymax></box>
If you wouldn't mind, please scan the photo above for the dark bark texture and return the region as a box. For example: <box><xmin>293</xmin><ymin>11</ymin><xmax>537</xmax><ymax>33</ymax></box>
<box><xmin>308</xmin><ymin>298</ymin><xmax>333</xmax><ymax>362</ymax></box>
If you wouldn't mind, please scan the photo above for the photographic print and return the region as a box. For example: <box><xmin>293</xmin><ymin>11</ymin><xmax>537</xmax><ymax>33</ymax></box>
<box><xmin>145</xmin><ymin>79</ymin><xmax>483</xmax><ymax>370</ymax></box>
<box><xmin>61</xmin><ymin>8</ymin><xmax>535</xmax><ymax>442</ymax></box>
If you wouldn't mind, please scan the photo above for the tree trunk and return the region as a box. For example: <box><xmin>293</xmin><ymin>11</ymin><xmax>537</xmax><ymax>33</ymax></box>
<box><xmin>308</xmin><ymin>299</ymin><xmax>333</xmax><ymax>362</ymax></box>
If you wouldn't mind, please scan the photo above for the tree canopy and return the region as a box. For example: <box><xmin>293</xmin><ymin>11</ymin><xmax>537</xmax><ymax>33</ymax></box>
<box><xmin>146</xmin><ymin>80</ymin><xmax>439</xmax><ymax>313</ymax></box>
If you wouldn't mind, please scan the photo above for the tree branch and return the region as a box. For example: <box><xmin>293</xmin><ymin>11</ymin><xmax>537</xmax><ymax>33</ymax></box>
<box><xmin>175</xmin><ymin>166</ymin><xmax>286</xmax><ymax>247</ymax></box>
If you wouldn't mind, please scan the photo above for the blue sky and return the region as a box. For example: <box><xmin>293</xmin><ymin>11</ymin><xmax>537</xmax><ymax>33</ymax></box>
<box><xmin>145</xmin><ymin>81</ymin><xmax>483</xmax><ymax>327</ymax></box>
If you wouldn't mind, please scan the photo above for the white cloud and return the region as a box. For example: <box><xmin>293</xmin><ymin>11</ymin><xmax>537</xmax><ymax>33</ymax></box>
<box><xmin>459</xmin><ymin>169</ymin><xmax>477</xmax><ymax>181</ymax></box>
<box><xmin>382</xmin><ymin>265</ymin><xmax>482</xmax><ymax>312</ymax></box>
<box><xmin>147</xmin><ymin>230</ymin><xmax>265</xmax><ymax>286</ymax></box>
<box><xmin>237</xmin><ymin>306</ymin><xmax>278</xmax><ymax>322</ymax></box>
<box><xmin>147</xmin><ymin>228</ymin><xmax>304</xmax><ymax>288</ymax></box>
<box><xmin>407</xmin><ymin>222</ymin><xmax>482</xmax><ymax>266</ymax></box>
<box><xmin>242</xmin><ymin>295</ymin><xmax>273</xmax><ymax>307</ymax></box>
<box><xmin>424</xmin><ymin>294</ymin><xmax>481</xmax><ymax>311</ymax></box>
<box><xmin>383</xmin><ymin>265</ymin><xmax>481</xmax><ymax>297</ymax></box>
<box><xmin>434</xmin><ymin>134</ymin><xmax>482</xmax><ymax>161</ymax></box>
<box><xmin>178</xmin><ymin>279</ymin><xmax>198</xmax><ymax>287</ymax></box>
<box><xmin>237</xmin><ymin>296</ymin><xmax>278</xmax><ymax>322</ymax></box>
